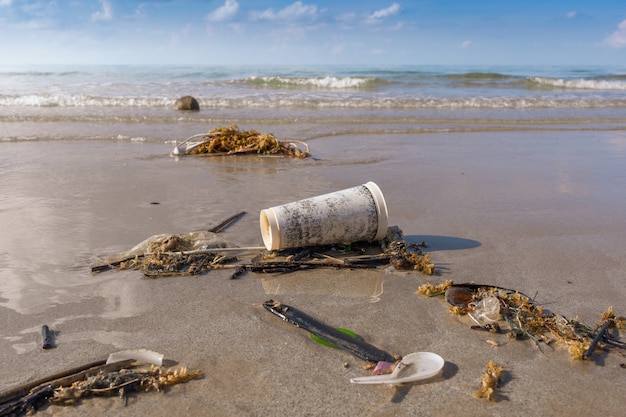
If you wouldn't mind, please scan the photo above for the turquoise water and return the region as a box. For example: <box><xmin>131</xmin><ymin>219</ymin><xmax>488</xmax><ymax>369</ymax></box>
<box><xmin>1</xmin><ymin>64</ymin><xmax>625</xmax><ymax>142</ymax></box>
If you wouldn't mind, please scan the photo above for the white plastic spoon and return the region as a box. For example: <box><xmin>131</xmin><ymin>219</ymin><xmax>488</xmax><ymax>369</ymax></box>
<box><xmin>350</xmin><ymin>352</ymin><xmax>444</xmax><ymax>385</ymax></box>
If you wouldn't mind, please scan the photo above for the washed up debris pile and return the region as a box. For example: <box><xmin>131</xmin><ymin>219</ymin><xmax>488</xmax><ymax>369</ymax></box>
<box><xmin>417</xmin><ymin>281</ymin><xmax>625</xmax><ymax>360</ymax></box>
<box><xmin>244</xmin><ymin>226</ymin><xmax>434</xmax><ymax>276</ymax></box>
<box><xmin>92</xmin><ymin>224</ymin><xmax>436</xmax><ymax>279</ymax></box>
<box><xmin>172</xmin><ymin>125</ymin><xmax>311</xmax><ymax>158</ymax></box>
<box><xmin>90</xmin><ymin>230</ymin><xmax>239</xmax><ymax>278</ymax></box>
<box><xmin>0</xmin><ymin>353</ymin><xmax>201</xmax><ymax>416</ymax></box>
<box><xmin>117</xmin><ymin>251</ymin><xmax>236</xmax><ymax>279</ymax></box>
<box><xmin>53</xmin><ymin>365</ymin><xmax>201</xmax><ymax>405</ymax></box>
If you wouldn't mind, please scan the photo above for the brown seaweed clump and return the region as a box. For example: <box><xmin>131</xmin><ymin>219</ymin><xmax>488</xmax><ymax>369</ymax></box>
<box><xmin>118</xmin><ymin>252</ymin><xmax>235</xmax><ymax>278</ymax></box>
<box><xmin>475</xmin><ymin>360</ymin><xmax>504</xmax><ymax>401</ymax></box>
<box><xmin>416</xmin><ymin>280</ymin><xmax>453</xmax><ymax>297</ymax></box>
<box><xmin>383</xmin><ymin>227</ymin><xmax>436</xmax><ymax>275</ymax></box>
<box><xmin>188</xmin><ymin>125</ymin><xmax>310</xmax><ymax>158</ymax></box>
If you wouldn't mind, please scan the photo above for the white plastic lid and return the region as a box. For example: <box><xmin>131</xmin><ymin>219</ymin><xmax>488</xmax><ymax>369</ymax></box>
<box><xmin>363</xmin><ymin>181</ymin><xmax>389</xmax><ymax>241</ymax></box>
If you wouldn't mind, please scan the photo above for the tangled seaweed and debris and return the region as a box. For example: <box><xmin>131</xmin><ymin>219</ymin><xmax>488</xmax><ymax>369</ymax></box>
<box><xmin>92</xmin><ymin>224</ymin><xmax>435</xmax><ymax>279</ymax></box>
<box><xmin>417</xmin><ymin>281</ymin><xmax>625</xmax><ymax>361</ymax></box>
<box><xmin>52</xmin><ymin>365</ymin><xmax>201</xmax><ymax>406</ymax></box>
<box><xmin>90</xmin><ymin>230</ymin><xmax>240</xmax><ymax>278</ymax></box>
<box><xmin>171</xmin><ymin>125</ymin><xmax>311</xmax><ymax>158</ymax></box>
<box><xmin>0</xmin><ymin>359</ymin><xmax>201</xmax><ymax>416</ymax></box>
<box><xmin>242</xmin><ymin>226</ymin><xmax>434</xmax><ymax>277</ymax></box>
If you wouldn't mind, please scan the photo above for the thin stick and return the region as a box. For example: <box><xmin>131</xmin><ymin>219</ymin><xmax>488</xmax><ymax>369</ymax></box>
<box><xmin>583</xmin><ymin>320</ymin><xmax>612</xmax><ymax>359</ymax></box>
<box><xmin>162</xmin><ymin>246</ymin><xmax>266</xmax><ymax>256</ymax></box>
<box><xmin>208</xmin><ymin>211</ymin><xmax>247</xmax><ymax>233</ymax></box>
<box><xmin>312</xmin><ymin>253</ymin><xmax>345</xmax><ymax>264</ymax></box>
<box><xmin>175</xmin><ymin>133</ymin><xmax>208</xmax><ymax>148</ymax></box>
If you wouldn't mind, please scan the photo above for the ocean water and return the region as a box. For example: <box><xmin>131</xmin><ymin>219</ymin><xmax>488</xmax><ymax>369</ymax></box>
<box><xmin>1</xmin><ymin>64</ymin><xmax>625</xmax><ymax>143</ymax></box>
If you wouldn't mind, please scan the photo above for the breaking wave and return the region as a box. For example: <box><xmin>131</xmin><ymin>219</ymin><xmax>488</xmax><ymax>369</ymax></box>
<box><xmin>528</xmin><ymin>76</ymin><xmax>626</xmax><ymax>90</ymax></box>
<box><xmin>239</xmin><ymin>75</ymin><xmax>380</xmax><ymax>89</ymax></box>
<box><xmin>0</xmin><ymin>94</ymin><xmax>174</xmax><ymax>108</ymax></box>
<box><xmin>1</xmin><ymin>93</ymin><xmax>625</xmax><ymax>109</ymax></box>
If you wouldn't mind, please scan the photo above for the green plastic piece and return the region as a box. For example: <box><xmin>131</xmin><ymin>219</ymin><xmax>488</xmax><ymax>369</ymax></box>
<box><xmin>310</xmin><ymin>328</ymin><xmax>360</xmax><ymax>348</ymax></box>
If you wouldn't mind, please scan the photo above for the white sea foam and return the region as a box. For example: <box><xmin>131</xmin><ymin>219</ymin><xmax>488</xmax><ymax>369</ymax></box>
<box><xmin>1</xmin><ymin>93</ymin><xmax>625</xmax><ymax>110</ymax></box>
<box><xmin>529</xmin><ymin>76</ymin><xmax>626</xmax><ymax>90</ymax></box>
<box><xmin>0</xmin><ymin>94</ymin><xmax>175</xmax><ymax>107</ymax></box>
<box><xmin>247</xmin><ymin>75</ymin><xmax>372</xmax><ymax>89</ymax></box>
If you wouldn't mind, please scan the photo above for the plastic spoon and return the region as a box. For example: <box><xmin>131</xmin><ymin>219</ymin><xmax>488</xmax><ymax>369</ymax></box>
<box><xmin>350</xmin><ymin>352</ymin><xmax>444</xmax><ymax>385</ymax></box>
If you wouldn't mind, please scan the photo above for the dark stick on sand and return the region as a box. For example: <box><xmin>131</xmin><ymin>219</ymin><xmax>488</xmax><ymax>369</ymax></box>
<box><xmin>41</xmin><ymin>325</ymin><xmax>54</xmax><ymax>349</ymax></box>
<box><xmin>583</xmin><ymin>320</ymin><xmax>612</xmax><ymax>359</ymax></box>
<box><xmin>208</xmin><ymin>211</ymin><xmax>247</xmax><ymax>233</ymax></box>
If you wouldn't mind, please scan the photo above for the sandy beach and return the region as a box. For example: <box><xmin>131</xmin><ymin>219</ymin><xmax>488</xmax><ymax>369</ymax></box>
<box><xmin>1</xmin><ymin>128</ymin><xmax>625</xmax><ymax>416</ymax></box>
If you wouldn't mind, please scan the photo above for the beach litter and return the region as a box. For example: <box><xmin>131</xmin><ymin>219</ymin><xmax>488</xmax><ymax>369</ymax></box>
<box><xmin>417</xmin><ymin>281</ymin><xmax>625</xmax><ymax>361</ymax></box>
<box><xmin>91</xmin><ymin>196</ymin><xmax>435</xmax><ymax>280</ymax></box>
<box><xmin>263</xmin><ymin>300</ymin><xmax>397</xmax><ymax>364</ymax></box>
<box><xmin>92</xmin><ymin>182</ymin><xmax>435</xmax><ymax>278</ymax></box>
<box><xmin>263</xmin><ymin>300</ymin><xmax>444</xmax><ymax>385</ymax></box>
<box><xmin>41</xmin><ymin>325</ymin><xmax>54</xmax><ymax>350</ymax></box>
<box><xmin>350</xmin><ymin>352</ymin><xmax>445</xmax><ymax>385</ymax></box>
<box><xmin>260</xmin><ymin>182</ymin><xmax>388</xmax><ymax>251</ymax></box>
<box><xmin>171</xmin><ymin>125</ymin><xmax>310</xmax><ymax>158</ymax></box>
<box><xmin>243</xmin><ymin>229</ymin><xmax>434</xmax><ymax>276</ymax></box>
<box><xmin>92</xmin><ymin>224</ymin><xmax>435</xmax><ymax>279</ymax></box>
<box><xmin>90</xmin><ymin>211</ymin><xmax>259</xmax><ymax>277</ymax></box>
<box><xmin>0</xmin><ymin>350</ymin><xmax>201</xmax><ymax>416</ymax></box>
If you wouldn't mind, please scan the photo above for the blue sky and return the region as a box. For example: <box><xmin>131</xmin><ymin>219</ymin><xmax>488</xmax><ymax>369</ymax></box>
<box><xmin>1</xmin><ymin>0</ymin><xmax>625</xmax><ymax>66</ymax></box>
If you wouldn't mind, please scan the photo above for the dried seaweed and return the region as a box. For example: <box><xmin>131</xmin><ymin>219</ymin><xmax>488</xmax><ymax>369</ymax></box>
<box><xmin>416</xmin><ymin>280</ymin><xmax>453</xmax><ymax>297</ymax></box>
<box><xmin>119</xmin><ymin>252</ymin><xmax>238</xmax><ymax>278</ymax></box>
<box><xmin>175</xmin><ymin>125</ymin><xmax>310</xmax><ymax>158</ymax></box>
<box><xmin>475</xmin><ymin>360</ymin><xmax>504</xmax><ymax>401</ymax></box>
<box><xmin>1</xmin><ymin>360</ymin><xmax>201</xmax><ymax>416</ymax></box>
<box><xmin>53</xmin><ymin>365</ymin><xmax>202</xmax><ymax>406</ymax></box>
<box><xmin>92</xmin><ymin>213</ymin><xmax>248</xmax><ymax>276</ymax></box>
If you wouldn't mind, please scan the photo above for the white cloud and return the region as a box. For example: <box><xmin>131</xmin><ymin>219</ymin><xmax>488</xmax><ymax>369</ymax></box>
<box><xmin>207</xmin><ymin>0</ymin><xmax>239</xmax><ymax>22</ymax></box>
<box><xmin>92</xmin><ymin>0</ymin><xmax>113</xmax><ymax>21</ymax></box>
<box><xmin>604</xmin><ymin>19</ymin><xmax>626</xmax><ymax>48</ymax></box>
<box><xmin>565</xmin><ymin>11</ymin><xmax>576</xmax><ymax>19</ymax></box>
<box><xmin>459</xmin><ymin>40</ymin><xmax>472</xmax><ymax>48</ymax></box>
<box><xmin>0</xmin><ymin>0</ymin><xmax>13</xmax><ymax>7</ymax></box>
<box><xmin>251</xmin><ymin>1</ymin><xmax>317</xmax><ymax>21</ymax></box>
<box><xmin>368</xmin><ymin>2</ymin><xmax>400</xmax><ymax>20</ymax></box>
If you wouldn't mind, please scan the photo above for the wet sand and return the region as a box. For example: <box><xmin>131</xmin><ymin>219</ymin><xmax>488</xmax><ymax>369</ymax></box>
<box><xmin>1</xmin><ymin>130</ymin><xmax>625</xmax><ymax>416</ymax></box>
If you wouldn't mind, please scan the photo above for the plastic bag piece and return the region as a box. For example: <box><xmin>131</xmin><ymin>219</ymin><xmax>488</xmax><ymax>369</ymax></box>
<box><xmin>468</xmin><ymin>296</ymin><xmax>501</xmax><ymax>325</ymax></box>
